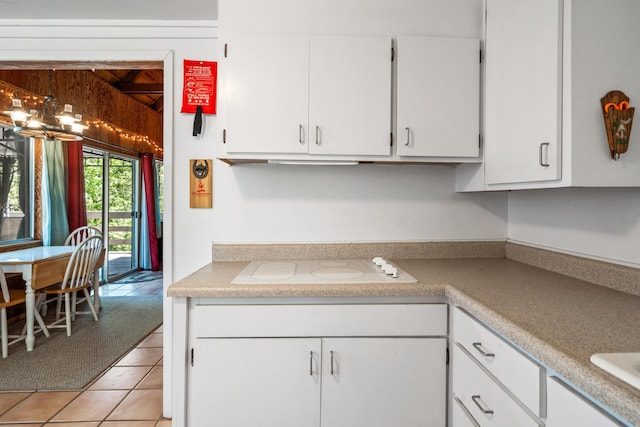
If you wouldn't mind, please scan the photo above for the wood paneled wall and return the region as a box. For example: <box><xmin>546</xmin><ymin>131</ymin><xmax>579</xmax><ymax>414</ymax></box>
<box><xmin>0</xmin><ymin>70</ymin><xmax>162</xmax><ymax>157</ymax></box>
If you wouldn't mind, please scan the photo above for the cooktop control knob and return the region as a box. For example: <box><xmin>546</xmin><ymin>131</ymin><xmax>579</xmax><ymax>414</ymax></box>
<box><xmin>372</xmin><ymin>257</ymin><xmax>386</xmax><ymax>266</ymax></box>
<box><xmin>382</xmin><ymin>264</ymin><xmax>398</xmax><ymax>278</ymax></box>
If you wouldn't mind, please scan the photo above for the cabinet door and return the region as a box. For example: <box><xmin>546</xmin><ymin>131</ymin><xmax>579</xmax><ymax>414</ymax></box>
<box><xmin>188</xmin><ymin>338</ymin><xmax>321</xmax><ymax>427</ymax></box>
<box><xmin>484</xmin><ymin>0</ymin><xmax>562</xmax><ymax>184</ymax></box>
<box><xmin>546</xmin><ymin>376</ymin><xmax>625</xmax><ymax>427</ymax></box>
<box><xmin>223</xmin><ymin>34</ymin><xmax>310</xmax><ymax>154</ymax></box>
<box><xmin>397</xmin><ymin>36</ymin><xmax>480</xmax><ymax>158</ymax></box>
<box><xmin>308</xmin><ymin>36</ymin><xmax>392</xmax><ymax>156</ymax></box>
<box><xmin>320</xmin><ymin>337</ymin><xmax>446</xmax><ymax>427</ymax></box>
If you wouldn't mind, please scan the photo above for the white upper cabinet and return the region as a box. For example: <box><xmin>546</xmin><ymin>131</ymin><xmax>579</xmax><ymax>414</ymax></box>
<box><xmin>223</xmin><ymin>34</ymin><xmax>310</xmax><ymax>154</ymax></box>
<box><xmin>223</xmin><ymin>34</ymin><xmax>392</xmax><ymax>157</ymax></box>
<box><xmin>484</xmin><ymin>0</ymin><xmax>562</xmax><ymax>185</ymax></box>
<box><xmin>309</xmin><ymin>36</ymin><xmax>392</xmax><ymax>156</ymax></box>
<box><xmin>397</xmin><ymin>36</ymin><xmax>480</xmax><ymax>158</ymax></box>
<box><xmin>465</xmin><ymin>0</ymin><xmax>640</xmax><ymax>191</ymax></box>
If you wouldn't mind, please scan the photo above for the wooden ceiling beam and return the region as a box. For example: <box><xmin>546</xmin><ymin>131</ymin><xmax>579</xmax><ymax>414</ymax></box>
<box><xmin>151</xmin><ymin>96</ymin><xmax>164</xmax><ymax>112</ymax></box>
<box><xmin>114</xmin><ymin>82</ymin><xmax>164</xmax><ymax>94</ymax></box>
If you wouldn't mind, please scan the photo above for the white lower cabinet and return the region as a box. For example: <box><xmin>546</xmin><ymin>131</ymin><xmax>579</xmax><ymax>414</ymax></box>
<box><xmin>187</xmin><ymin>303</ymin><xmax>447</xmax><ymax>427</ymax></box>
<box><xmin>453</xmin><ymin>345</ymin><xmax>541</xmax><ymax>427</ymax></box>
<box><xmin>453</xmin><ymin>306</ymin><xmax>543</xmax><ymax>416</ymax></box>
<box><xmin>320</xmin><ymin>337</ymin><xmax>446</xmax><ymax>427</ymax></box>
<box><xmin>452</xmin><ymin>306</ymin><xmax>632</xmax><ymax>427</ymax></box>
<box><xmin>452</xmin><ymin>307</ymin><xmax>544</xmax><ymax>427</ymax></box>
<box><xmin>546</xmin><ymin>376</ymin><xmax>625</xmax><ymax>427</ymax></box>
<box><xmin>189</xmin><ymin>338</ymin><xmax>321</xmax><ymax>427</ymax></box>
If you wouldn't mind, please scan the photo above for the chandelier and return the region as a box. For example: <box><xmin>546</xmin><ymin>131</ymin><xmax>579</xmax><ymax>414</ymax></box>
<box><xmin>2</xmin><ymin>70</ymin><xmax>87</xmax><ymax>142</ymax></box>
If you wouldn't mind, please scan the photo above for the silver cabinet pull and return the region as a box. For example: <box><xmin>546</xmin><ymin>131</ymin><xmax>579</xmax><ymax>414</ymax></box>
<box><xmin>539</xmin><ymin>142</ymin><xmax>550</xmax><ymax>167</ymax></box>
<box><xmin>405</xmin><ymin>127</ymin><xmax>410</xmax><ymax>146</ymax></box>
<box><xmin>471</xmin><ymin>395</ymin><xmax>494</xmax><ymax>414</ymax></box>
<box><xmin>309</xmin><ymin>351</ymin><xmax>313</xmax><ymax>375</ymax></box>
<box><xmin>454</xmin><ymin>397</ymin><xmax>481</xmax><ymax>427</ymax></box>
<box><xmin>315</xmin><ymin>125</ymin><xmax>321</xmax><ymax>145</ymax></box>
<box><xmin>472</xmin><ymin>342</ymin><xmax>495</xmax><ymax>358</ymax></box>
<box><xmin>299</xmin><ymin>124</ymin><xmax>304</xmax><ymax>144</ymax></box>
<box><xmin>330</xmin><ymin>350</ymin><xmax>334</xmax><ymax>375</ymax></box>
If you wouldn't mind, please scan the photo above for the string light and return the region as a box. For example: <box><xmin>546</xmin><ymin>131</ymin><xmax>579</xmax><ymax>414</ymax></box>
<box><xmin>1</xmin><ymin>84</ymin><xmax>163</xmax><ymax>156</ymax></box>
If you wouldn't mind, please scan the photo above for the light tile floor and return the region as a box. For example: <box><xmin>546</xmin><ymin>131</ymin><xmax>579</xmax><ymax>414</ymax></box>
<box><xmin>0</xmin><ymin>278</ymin><xmax>170</xmax><ymax>427</ymax></box>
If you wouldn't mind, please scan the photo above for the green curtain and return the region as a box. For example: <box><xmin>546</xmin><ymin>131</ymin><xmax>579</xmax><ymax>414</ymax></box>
<box><xmin>43</xmin><ymin>140</ymin><xmax>69</xmax><ymax>245</ymax></box>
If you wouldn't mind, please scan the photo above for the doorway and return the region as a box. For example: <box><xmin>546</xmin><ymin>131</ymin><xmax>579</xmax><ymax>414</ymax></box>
<box><xmin>84</xmin><ymin>149</ymin><xmax>141</xmax><ymax>281</ymax></box>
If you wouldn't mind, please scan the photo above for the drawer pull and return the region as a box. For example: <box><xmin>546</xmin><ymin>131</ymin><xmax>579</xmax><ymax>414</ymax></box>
<box><xmin>471</xmin><ymin>395</ymin><xmax>494</xmax><ymax>414</ymax></box>
<box><xmin>472</xmin><ymin>342</ymin><xmax>495</xmax><ymax>358</ymax></box>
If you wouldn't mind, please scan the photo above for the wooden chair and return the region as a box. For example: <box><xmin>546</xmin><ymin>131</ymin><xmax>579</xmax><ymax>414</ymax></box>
<box><xmin>64</xmin><ymin>225</ymin><xmax>103</xmax><ymax>246</ymax></box>
<box><xmin>40</xmin><ymin>236</ymin><xmax>103</xmax><ymax>336</ymax></box>
<box><xmin>51</xmin><ymin>225</ymin><xmax>105</xmax><ymax>316</ymax></box>
<box><xmin>1</xmin><ymin>265</ymin><xmax>49</xmax><ymax>358</ymax></box>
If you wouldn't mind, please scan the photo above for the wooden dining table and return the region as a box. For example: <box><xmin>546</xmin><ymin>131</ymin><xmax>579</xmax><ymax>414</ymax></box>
<box><xmin>0</xmin><ymin>246</ymin><xmax>75</xmax><ymax>351</ymax></box>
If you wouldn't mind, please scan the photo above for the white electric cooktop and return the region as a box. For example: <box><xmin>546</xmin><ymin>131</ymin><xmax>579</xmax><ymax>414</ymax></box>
<box><xmin>231</xmin><ymin>258</ymin><xmax>417</xmax><ymax>285</ymax></box>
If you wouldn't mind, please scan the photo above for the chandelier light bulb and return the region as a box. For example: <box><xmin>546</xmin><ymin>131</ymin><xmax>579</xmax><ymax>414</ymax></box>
<box><xmin>26</xmin><ymin>110</ymin><xmax>43</xmax><ymax>128</ymax></box>
<box><xmin>4</xmin><ymin>98</ymin><xmax>30</xmax><ymax>123</ymax></box>
<box><xmin>57</xmin><ymin>104</ymin><xmax>78</xmax><ymax>126</ymax></box>
<box><xmin>71</xmin><ymin>114</ymin><xmax>88</xmax><ymax>134</ymax></box>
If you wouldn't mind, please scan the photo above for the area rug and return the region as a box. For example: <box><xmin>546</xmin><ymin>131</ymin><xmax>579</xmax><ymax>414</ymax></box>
<box><xmin>112</xmin><ymin>270</ymin><xmax>163</xmax><ymax>284</ymax></box>
<box><xmin>0</xmin><ymin>295</ymin><xmax>163</xmax><ymax>391</ymax></box>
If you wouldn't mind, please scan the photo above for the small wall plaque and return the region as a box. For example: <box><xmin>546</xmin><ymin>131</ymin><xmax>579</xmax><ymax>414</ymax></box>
<box><xmin>601</xmin><ymin>90</ymin><xmax>635</xmax><ymax>160</ymax></box>
<box><xmin>190</xmin><ymin>159</ymin><xmax>213</xmax><ymax>208</ymax></box>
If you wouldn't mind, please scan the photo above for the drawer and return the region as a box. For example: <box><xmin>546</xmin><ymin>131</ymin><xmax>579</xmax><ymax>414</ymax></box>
<box><xmin>453</xmin><ymin>396</ymin><xmax>481</xmax><ymax>427</ymax></box>
<box><xmin>192</xmin><ymin>303</ymin><xmax>447</xmax><ymax>338</ymax></box>
<box><xmin>453</xmin><ymin>345</ymin><xmax>542</xmax><ymax>427</ymax></box>
<box><xmin>453</xmin><ymin>307</ymin><xmax>543</xmax><ymax>416</ymax></box>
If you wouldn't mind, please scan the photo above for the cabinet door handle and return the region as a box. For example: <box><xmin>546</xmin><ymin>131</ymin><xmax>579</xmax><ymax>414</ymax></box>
<box><xmin>299</xmin><ymin>124</ymin><xmax>304</xmax><ymax>144</ymax></box>
<box><xmin>330</xmin><ymin>350</ymin><xmax>335</xmax><ymax>375</ymax></box>
<box><xmin>309</xmin><ymin>351</ymin><xmax>313</xmax><ymax>375</ymax></box>
<box><xmin>405</xmin><ymin>127</ymin><xmax>411</xmax><ymax>146</ymax></box>
<box><xmin>471</xmin><ymin>395</ymin><xmax>494</xmax><ymax>414</ymax></box>
<box><xmin>539</xmin><ymin>142</ymin><xmax>550</xmax><ymax>167</ymax></box>
<box><xmin>472</xmin><ymin>342</ymin><xmax>495</xmax><ymax>358</ymax></box>
<box><xmin>315</xmin><ymin>125</ymin><xmax>321</xmax><ymax>145</ymax></box>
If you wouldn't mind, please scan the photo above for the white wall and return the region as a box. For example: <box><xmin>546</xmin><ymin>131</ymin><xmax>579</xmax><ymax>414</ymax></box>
<box><xmin>508</xmin><ymin>188</ymin><xmax>640</xmax><ymax>267</ymax></box>
<box><xmin>0</xmin><ymin>0</ymin><xmax>218</xmax><ymax>20</ymax></box>
<box><xmin>212</xmin><ymin>163</ymin><xmax>507</xmax><ymax>243</ymax></box>
<box><xmin>219</xmin><ymin>0</ymin><xmax>482</xmax><ymax>36</ymax></box>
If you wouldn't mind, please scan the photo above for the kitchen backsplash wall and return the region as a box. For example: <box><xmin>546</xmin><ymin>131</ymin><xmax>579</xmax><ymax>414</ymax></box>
<box><xmin>212</xmin><ymin>163</ymin><xmax>508</xmax><ymax>244</ymax></box>
<box><xmin>508</xmin><ymin>188</ymin><xmax>640</xmax><ymax>268</ymax></box>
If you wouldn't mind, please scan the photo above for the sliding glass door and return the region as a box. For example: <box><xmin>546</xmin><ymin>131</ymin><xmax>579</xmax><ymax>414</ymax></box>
<box><xmin>107</xmin><ymin>156</ymin><xmax>140</xmax><ymax>278</ymax></box>
<box><xmin>84</xmin><ymin>150</ymin><xmax>140</xmax><ymax>281</ymax></box>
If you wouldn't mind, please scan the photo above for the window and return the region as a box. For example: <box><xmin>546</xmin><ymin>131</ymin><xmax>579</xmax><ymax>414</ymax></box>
<box><xmin>0</xmin><ymin>124</ymin><xmax>32</xmax><ymax>244</ymax></box>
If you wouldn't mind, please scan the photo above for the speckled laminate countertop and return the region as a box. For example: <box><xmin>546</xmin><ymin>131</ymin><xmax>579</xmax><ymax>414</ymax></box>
<box><xmin>168</xmin><ymin>254</ymin><xmax>640</xmax><ymax>426</ymax></box>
